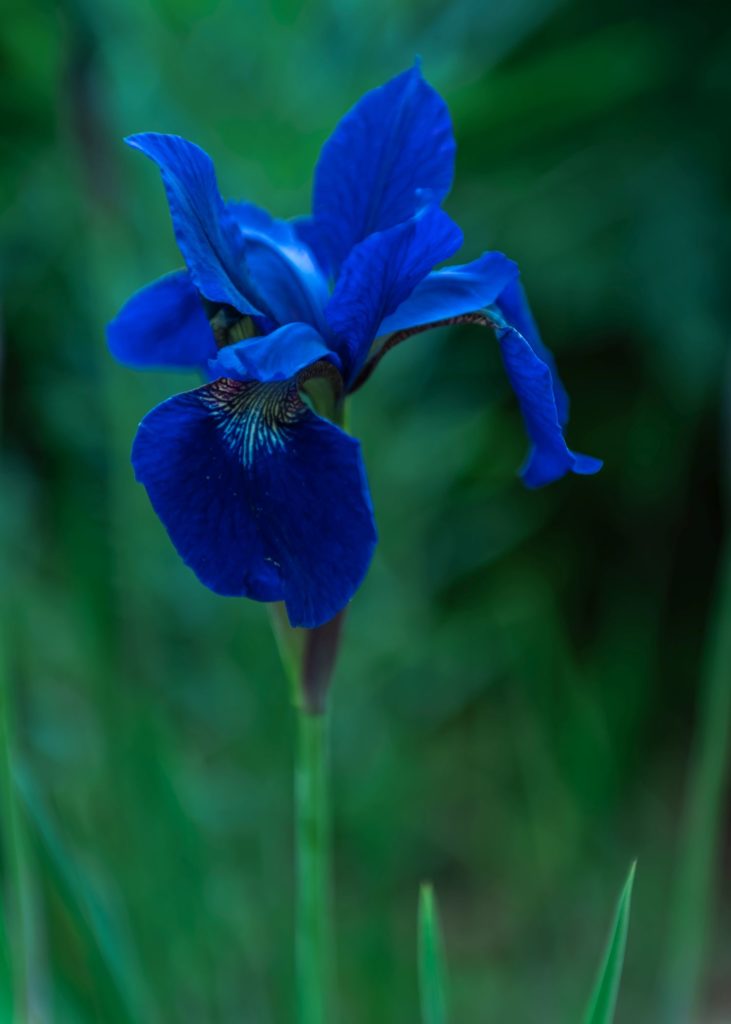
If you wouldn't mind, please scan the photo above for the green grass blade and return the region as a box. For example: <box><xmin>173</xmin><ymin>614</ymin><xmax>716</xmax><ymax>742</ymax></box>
<box><xmin>16</xmin><ymin>770</ymin><xmax>147</xmax><ymax>1023</ymax></box>
<box><xmin>581</xmin><ymin>862</ymin><xmax>636</xmax><ymax>1024</ymax></box>
<box><xmin>418</xmin><ymin>884</ymin><xmax>448</xmax><ymax>1024</ymax></box>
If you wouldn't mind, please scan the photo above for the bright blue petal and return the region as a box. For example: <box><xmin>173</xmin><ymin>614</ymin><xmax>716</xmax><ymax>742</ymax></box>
<box><xmin>228</xmin><ymin>203</ymin><xmax>330</xmax><ymax>331</ymax></box>
<box><xmin>107</xmin><ymin>270</ymin><xmax>217</xmax><ymax>370</ymax></box>
<box><xmin>312</xmin><ymin>65</ymin><xmax>456</xmax><ymax>273</ymax></box>
<box><xmin>208</xmin><ymin>323</ymin><xmax>337</xmax><ymax>382</ymax></box>
<box><xmin>292</xmin><ymin>216</ymin><xmax>331</xmax><ymax>278</ymax></box>
<box><xmin>495</xmin><ymin>278</ymin><xmax>570</xmax><ymax>426</ymax></box>
<box><xmin>132</xmin><ymin>377</ymin><xmax>377</xmax><ymax>627</ymax></box>
<box><xmin>228</xmin><ymin>201</ymin><xmax>297</xmax><ymax>246</ymax></box>
<box><xmin>495</xmin><ymin>319</ymin><xmax>602</xmax><ymax>487</ymax></box>
<box><xmin>377</xmin><ymin>252</ymin><xmax>519</xmax><ymax>336</ymax></box>
<box><xmin>126</xmin><ymin>134</ymin><xmax>261</xmax><ymax>316</ymax></box>
<box><xmin>326</xmin><ymin>207</ymin><xmax>463</xmax><ymax>384</ymax></box>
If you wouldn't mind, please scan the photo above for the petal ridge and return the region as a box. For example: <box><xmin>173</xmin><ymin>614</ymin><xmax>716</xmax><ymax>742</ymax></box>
<box><xmin>126</xmin><ymin>133</ymin><xmax>261</xmax><ymax>316</ymax></box>
<box><xmin>326</xmin><ymin>206</ymin><xmax>463</xmax><ymax>383</ymax></box>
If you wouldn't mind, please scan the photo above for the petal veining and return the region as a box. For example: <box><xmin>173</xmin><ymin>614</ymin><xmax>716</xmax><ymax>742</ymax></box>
<box><xmin>312</xmin><ymin>64</ymin><xmax>456</xmax><ymax>273</ymax></box>
<box><xmin>132</xmin><ymin>375</ymin><xmax>377</xmax><ymax>627</ymax></box>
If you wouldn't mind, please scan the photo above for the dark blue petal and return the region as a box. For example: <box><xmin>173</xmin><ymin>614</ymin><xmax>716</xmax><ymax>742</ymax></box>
<box><xmin>107</xmin><ymin>270</ymin><xmax>217</xmax><ymax>370</ymax></box>
<box><xmin>126</xmin><ymin>134</ymin><xmax>261</xmax><ymax>316</ymax></box>
<box><xmin>228</xmin><ymin>203</ymin><xmax>330</xmax><ymax>331</ymax></box>
<box><xmin>312</xmin><ymin>65</ymin><xmax>456</xmax><ymax>272</ymax></box>
<box><xmin>326</xmin><ymin>207</ymin><xmax>463</xmax><ymax>384</ymax></box>
<box><xmin>495</xmin><ymin>319</ymin><xmax>602</xmax><ymax>487</ymax></box>
<box><xmin>495</xmin><ymin>278</ymin><xmax>570</xmax><ymax>426</ymax></box>
<box><xmin>208</xmin><ymin>323</ymin><xmax>337</xmax><ymax>383</ymax></box>
<box><xmin>132</xmin><ymin>378</ymin><xmax>377</xmax><ymax>627</ymax></box>
<box><xmin>377</xmin><ymin>252</ymin><xmax>519</xmax><ymax>336</ymax></box>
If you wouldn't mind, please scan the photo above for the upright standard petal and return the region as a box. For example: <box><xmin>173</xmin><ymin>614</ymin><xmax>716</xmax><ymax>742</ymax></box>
<box><xmin>126</xmin><ymin>134</ymin><xmax>261</xmax><ymax>316</ymax></box>
<box><xmin>228</xmin><ymin>204</ymin><xmax>330</xmax><ymax>332</ymax></box>
<box><xmin>208</xmin><ymin>323</ymin><xmax>338</xmax><ymax>383</ymax></box>
<box><xmin>325</xmin><ymin>206</ymin><xmax>463</xmax><ymax>384</ymax></box>
<box><xmin>312</xmin><ymin>65</ymin><xmax>456</xmax><ymax>273</ymax></box>
<box><xmin>376</xmin><ymin>252</ymin><xmax>519</xmax><ymax>336</ymax></box>
<box><xmin>495</xmin><ymin>278</ymin><xmax>570</xmax><ymax>426</ymax></box>
<box><xmin>107</xmin><ymin>270</ymin><xmax>217</xmax><ymax>370</ymax></box>
<box><xmin>291</xmin><ymin>216</ymin><xmax>331</xmax><ymax>278</ymax></box>
<box><xmin>132</xmin><ymin>375</ymin><xmax>377</xmax><ymax>627</ymax></box>
<box><xmin>228</xmin><ymin>201</ymin><xmax>296</xmax><ymax>245</ymax></box>
<box><xmin>493</xmin><ymin>316</ymin><xmax>602</xmax><ymax>487</ymax></box>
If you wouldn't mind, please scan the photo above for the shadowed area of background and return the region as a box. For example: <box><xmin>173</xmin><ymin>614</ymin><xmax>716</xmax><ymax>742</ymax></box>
<box><xmin>2</xmin><ymin>0</ymin><xmax>730</xmax><ymax>1020</ymax></box>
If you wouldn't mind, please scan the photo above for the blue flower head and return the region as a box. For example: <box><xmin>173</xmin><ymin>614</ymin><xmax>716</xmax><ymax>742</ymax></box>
<box><xmin>108</xmin><ymin>65</ymin><xmax>602</xmax><ymax>629</ymax></box>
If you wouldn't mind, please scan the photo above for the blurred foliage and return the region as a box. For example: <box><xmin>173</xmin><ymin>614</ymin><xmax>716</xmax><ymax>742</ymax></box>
<box><xmin>2</xmin><ymin>0</ymin><xmax>731</xmax><ymax>1020</ymax></box>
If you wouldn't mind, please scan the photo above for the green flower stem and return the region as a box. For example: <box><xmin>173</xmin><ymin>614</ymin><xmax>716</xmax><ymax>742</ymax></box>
<box><xmin>661</xmin><ymin>538</ymin><xmax>731</xmax><ymax>1022</ymax></box>
<box><xmin>295</xmin><ymin>706</ymin><xmax>333</xmax><ymax>1024</ymax></box>
<box><xmin>269</xmin><ymin>606</ymin><xmax>342</xmax><ymax>1023</ymax></box>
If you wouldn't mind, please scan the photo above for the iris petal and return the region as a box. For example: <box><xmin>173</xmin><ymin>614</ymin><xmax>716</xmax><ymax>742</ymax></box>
<box><xmin>495</xmin><ymin>318</ymin><xmax>602</xmax><ymax>487</ymax></box>
<box><xmin>107</xmin><ymin>270</ymin><xmax>217</xmax><ymax>370</ymax></box>
<box><xmin>228</xmin><ymin>201</ymin><xmax>298</xmax><ymax>246</ymax></box>
<box><xmin>326</xmin><ymin>206</ymin><xmax>463</xmax><ymax>384</ymax></box>
<box><xmin>208</xmin><ymin>323</ymin><xmax>337</xmax><ymax>383</ymax></box>
<box><xmin>126</xmin><ymin>134</ymin><xmax>261</xmax><ymax>316</ymax></box>
<box><xmin>228</xmin><ymin>203</ymin><xmax>330</xmax><ymax>331</ymax></box>
<box><xmin>312</xmin><ymin>64</ymin><xmax>456</xmax><ymax>273</ymax></box>
<box><xmin>132</xmin><ymin>376</ymin><xmax>377</xmax><ymax>627</ymax></box>
<box><xmin>292</xmin><ymin>216</ymin><xmax>331</xmax><ymax>279</ymax></box>
<box><xmin>495</xmin><ymin>278</ymin><xmax>570</xmax><ymax>426</ymax></box>
<box><xmin>376</xmin><ymin>252</ymin><xmax>519</xmax><ymax>336</ymax></box>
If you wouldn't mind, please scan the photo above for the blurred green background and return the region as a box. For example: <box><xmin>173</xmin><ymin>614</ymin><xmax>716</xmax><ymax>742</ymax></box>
<box><xmin>2</xmin><ymin>0</ymin><xmax>730</xmax><ymax>1020</ymax></box>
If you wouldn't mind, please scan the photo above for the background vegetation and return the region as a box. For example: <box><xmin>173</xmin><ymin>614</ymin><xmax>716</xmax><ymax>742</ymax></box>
<box><xmin>2</xmin><ymin>0</ymin><xmax>730</xmax><ymax>1020</ymax></box>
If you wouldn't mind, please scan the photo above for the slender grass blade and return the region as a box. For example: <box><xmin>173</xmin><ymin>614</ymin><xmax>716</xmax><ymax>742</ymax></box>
<box><xmin>17</xmin><ymin>771</ymin><xmax>146</xmax><ymax>1023</ymax></box>
<box><xmin>419</xmin><ymin>883</ymin><xmax>448</xmax><ymax>1024</ymax></box>
<box><xmin>581</xmin><ymin>862</ymin><xmax>636</xmax><ymax>1024</ymax></box>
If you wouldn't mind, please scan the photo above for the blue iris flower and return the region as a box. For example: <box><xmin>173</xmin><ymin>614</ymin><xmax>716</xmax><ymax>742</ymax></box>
<box><xmin>108</xmin><ymin>65</ymin><xmax>601</xmax><ymax>629</ymax></box>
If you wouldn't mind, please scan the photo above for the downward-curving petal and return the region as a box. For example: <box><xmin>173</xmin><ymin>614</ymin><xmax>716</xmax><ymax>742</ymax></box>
<box><xmin>326</xmin><ymin>206</ymin><xmax>463</xmax><ymax>384</ymax></box>
<box><xmin>312</xmin><ymin>64</ymin><xmax>456</xmax><ymax>274</ymax></box>
<box><xmin>494</xmin><ymin>317</ymin><xmax>602</xmax><ymax>487</ymax></box>
<box><xmin>495</xmin><ymin>278</ymin><xmax>570</xmax><ymax>426</ymax></box>
<box><xmin>126</xmin><ymin>134</ymin><xmax>262</xmax><ymax>316</ymax></box>
<box><xmin>132</xmin><ymin>376</ymin><xmax>377</xmax><ymax>627</ymax></box>
<box><xmin>376</xmin><ymin>252</ymin><xmax>519</xmax><ymax>336</ymax></box>
<box><xmin>107</xmin><ymin>270</ymin><xmax>217</xmax><ymax>370</ymax></box>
